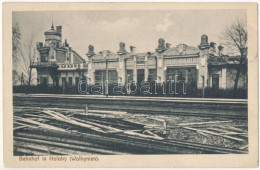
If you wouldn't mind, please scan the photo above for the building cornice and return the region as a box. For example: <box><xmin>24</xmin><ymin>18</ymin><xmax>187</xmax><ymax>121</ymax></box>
<box><xmin>92</xmin><ymin>58</ymin><xmax>119</xmax><ymax>63</ymax></box>
<box><xmin>164</xmin><ymin>54</ymin><xmax>199</xmax><ymax>59</ymax></box>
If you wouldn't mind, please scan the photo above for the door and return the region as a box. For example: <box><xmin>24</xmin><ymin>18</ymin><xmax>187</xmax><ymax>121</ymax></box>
<box><xmin>55</xmin><ymin>77</ymin><xmax>59</xmax><ymax>87</ymax></box>
<box><xmin>62</xmin><ymin>77</ymin><xmax>66</xmax><ymax>92</ymax></box>
<box><xmin>42</xmin><ymin>77</ymin><xmax>48</xmax><ymax>86</ymax></box>
<box><xmin>212</xmin><ymin>74</ymin><xmax>219</xmax><ymax>89</ymax></box>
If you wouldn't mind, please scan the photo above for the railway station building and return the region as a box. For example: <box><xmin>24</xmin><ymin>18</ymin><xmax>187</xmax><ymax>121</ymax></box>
<box><xmin>31</xmin><ymin>23</ymin><xmax>87</xmax><ymax>90</ymax></box>
<box><xmin>86</xmin><ymin>36</ymin><xmax>247</xmax><ymax>90</ymax></box>
<box><xmin>32</xmin><ymin>24</ymin><xmax>247</xmax><ymax>91</ymax></box>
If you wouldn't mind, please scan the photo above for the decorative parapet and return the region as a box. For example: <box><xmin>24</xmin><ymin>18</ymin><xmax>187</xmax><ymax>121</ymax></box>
<box><xmin>30</xmin><ymin>61</ymin><xmax>58</xmax><ymax>68</ymax></box>
<box><xmin>58</xmin><ymin>63</ymin><xmax>87</xmax><ymax>70</ymax></box>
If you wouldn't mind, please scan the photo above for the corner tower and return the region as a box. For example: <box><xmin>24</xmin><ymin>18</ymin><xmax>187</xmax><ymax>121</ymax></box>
<box><xmin>44</xmin><ymin>23</ymin><xmax>62</xmax><ymax>48</ymax></box>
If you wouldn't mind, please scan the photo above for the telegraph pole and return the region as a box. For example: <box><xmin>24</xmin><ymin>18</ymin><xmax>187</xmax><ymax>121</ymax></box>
<box><xmin>105</xmin><ymin>56</ymin><xmax>108</xmax><ymax>97</ymax></box>
<box><xmin>202</xmin><ymin>75</ymin><xmax>205</xmax><ymax>98</ymax></box>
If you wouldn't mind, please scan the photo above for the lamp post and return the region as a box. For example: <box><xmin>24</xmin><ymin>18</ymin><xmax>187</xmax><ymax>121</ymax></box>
<box><xmin>127</xmin><ymin>75</ymin><xmax>130</xmax><ymax>94</ymax></box>
<box><xmin>201</xmin><ymin>75</ymin><xmax>205</xmax><ymax>98</ymax></box>
<box><xmin>105</xmin><ymin>57</ymin><xmax>108</xmax><ymax>97</ymax></box>
<box><xmin>101</xmin><ymin>50</ymin><xmax>109</xmax><ymax>97</ymax></box>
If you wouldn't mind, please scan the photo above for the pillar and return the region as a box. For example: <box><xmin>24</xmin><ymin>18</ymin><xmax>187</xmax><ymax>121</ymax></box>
<box><xmin>144</xmin><ymin>55</ymin><xmax>149</xmax><ymax>81</ymax></box>
<box><xmin>117</xmin><ymin>42</ymin><xmax>128</xmax><ymax>84</ymax></box>
<box><xmin>198</xmin><ymin>35</ymin><xmax>210</xmax><ymax>89</ymax></box>
<box><xmin>87</xmin><ymin>59</ymin><xmax>94</xmax><ymax>84</ymax></box>
<box><xmin>221</xmin><ymin>67</ymin><xmax>227</xmax><ymax>89</ymax></box>
<box><xmin>86</xmin><ymin>45</ymin><xmax>95</xmax><ymax>85</ymax></box>
<box><xmin>133</xmin><ymin>56</ymin><xmax>137</xmax><ymax>83</ymax></box>
<box><xmin>156</xmin><ymin>53</ymin><xmax>165</xmax><ymax>83</ymax></box>
<box><xmin>118</xmin><ymin>54</ymin><xmax>126</xmax><ymax>84</ymax></box>
<box><xmin>155</xmin><ymin>38</ymin><xmax>166</xmax><ymax>83</ymax></box>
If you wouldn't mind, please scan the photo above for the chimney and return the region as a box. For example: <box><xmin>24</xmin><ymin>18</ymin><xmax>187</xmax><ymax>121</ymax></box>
<box><xmin>209</xmin><ymin>42</ymin><xmax>216</xmax><ymax>55</ymax></box>
<box><xmin>130</xmin><ymin>46</ymin><xmax>135</xmax><ymax>54</ymax></box>
<box><xmin>56</xmin><ymin>26</ymin><xmax>62</xmax><ymax>35</ymax></box>
<box><xmin>166</xmin><ymin>43</ymin><xmax>171</xmax><ymax>49</ymax></box>
<box><xmin>36</xmin><ymin>42</ymin><xmax>43</xmax><ymax>49</ymax></box>
<box><xmin>218</xmin><ymin>45</ymin><xmax>224</xmax><ymax>56</ymax></box>
<box><xmin>64</xmin><ymin>39</ymin><xmax>69</xmax><ymax>47</ymax></box>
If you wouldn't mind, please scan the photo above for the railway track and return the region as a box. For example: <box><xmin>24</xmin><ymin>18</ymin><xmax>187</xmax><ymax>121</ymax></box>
<box><xmin>14</xmin><ymin>127</ymin><xmax>246</xmax><ymax>155</ymax></box>
<box><xmin>13</xmin><ymin>107</ymin><xmax>248</xmax><ymax>155</ymax></box>
<box><xmin>13</xmin><ymin>96</ymin><xmax>247</xmax><ymax>119</ymax></box>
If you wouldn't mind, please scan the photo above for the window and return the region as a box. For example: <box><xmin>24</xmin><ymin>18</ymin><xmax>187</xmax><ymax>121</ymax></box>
<box><xmin>137</xmin><ymin>69</ymin><xmax>144</xmax><ymax>84</ymax></box>
<box><xmin>41</xmin><ymin>55</ymin><xmax>48</xmax><ymax>62</ymax></box>
<box><xmin>108</xmin><ymin>70</ymin><xmax>118</xmax><ymax>82</ymax></box>
<box><xmin>148</xmin><ymin>69</ymin><xmax>157</xmax><ymax>82</ymax></box>
<box><xmin>95</xmin><ymin>70</ymin><xmax>118</xmax><ymax>83</ymax></box>
<box><xmin>167</xmin><ymin>68</ymin><xmax>197</xmax><ymax>83</ymax></box>
<box><xmin>62</xmin><ymin>77</ymin><xmax>66</xmax><ymax>88</ymax></box>
<box><xmin>187</xmin><ymin>68</ymin><xmax>197</xmax><ymax>84</ymax></box>
<box><xmin>42</xmin><ymin>77</ymin><xmax>48</xmax><ymax>86</ymax></box>
<box><xmin>68</xmin><ymin>77</ymin><xmax>73</xmax><ymax>86</ymax></box>
<box><xmin>212</xmin><ymin>74</ymin><xmax>219</xmax><ymax>89</ymax></box>
<box><xmin>95</xmin><ymin>70</ymin><xmax>105</xmax><ymax>83</ymax></box>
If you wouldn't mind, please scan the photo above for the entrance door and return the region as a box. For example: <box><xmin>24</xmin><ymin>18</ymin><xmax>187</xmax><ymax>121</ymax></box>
<box><xmin>137</xmin><ymin>69</ymin><xmax>144</xmax><ymax>84</ymax></box>
<box><xmin>212</xmin><ymin>74</ymin><xmax>219</xmax><ymax>89</ymax></box>
<box><xmin>55</xmin><ymin>77</ymin><xmax>59</xmax><ymax>87</ymax></box>
<box><xmin>42</xmin><ymin>77</ymin><xmax>48</xmax><ymax>86</ymax></box>
<box><xmin>62</xmin><ymin>77</ymin><xmax>66</xmax><ymax>92</ymax></box>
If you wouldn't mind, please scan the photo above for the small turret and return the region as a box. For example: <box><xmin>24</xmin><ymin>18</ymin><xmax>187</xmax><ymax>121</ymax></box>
<box><xmin>117</xmin><ymin>42</ymin><xmax>128</xmax><ymax>55</ymax></box>
<box><xmin>198</xmin><ymin>35</ymin><xmax>210</xmax><ymax>49</ymax></box>
<box><xmin>156</xmin><ymin>38</ymin><xmax>166</xmax><ymax>53</ymax></box>
<box><xmin>86</xmin><ymin>45</ymin><xmax>95</xmax><ymax>57</ymax></box>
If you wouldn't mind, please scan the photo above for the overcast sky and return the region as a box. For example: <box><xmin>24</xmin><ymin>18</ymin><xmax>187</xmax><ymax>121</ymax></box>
<box><xmin>13</xmin><ymin>10</ymin><xmax>246</xmax><ymax>58</ymax></box>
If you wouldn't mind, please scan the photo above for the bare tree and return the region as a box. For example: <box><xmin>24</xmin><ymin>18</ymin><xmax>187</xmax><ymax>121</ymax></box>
<box><xmin>220</xmin><ymin>20</ymin><xmax>247</xmax><ymax>91</ymax></box>
<box><xmin>19</xmin><ymin>35</ymin><xmax>37</xmax><ymax>89</ymax></box>
<box><xmin>12</xmin><ymin>23</ymin><xmax>22</xmax><ymax>86</ymax></box>
<box><xmin>12</xmin><ymin>23</ymin><xmax>21</xmax><ymax>62</ymax></box>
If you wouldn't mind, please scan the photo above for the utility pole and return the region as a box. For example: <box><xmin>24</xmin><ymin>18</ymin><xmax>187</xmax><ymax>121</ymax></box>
<box><xmin>202</xmin><ymin>75</ymin><xmax>205</xmax><ymax>98</ymax></box>
<box><xmin>127</xmin><ymin>75</ymin><xmax>130</xmax><ymax>94</ymax></box>
<box><xmin>105</xmin><ymin>57</ymin><xmax>108</xmax><ymax>97</ymax></box>
<box><xmin>21</xmin><ymin>72</ymin><xmax>24</xmax><ymax>86</ymax></box>
<box><xmin>101</xmin><ymin>50</ymin><xmax>109</xmax><ymax>97</ymax></box>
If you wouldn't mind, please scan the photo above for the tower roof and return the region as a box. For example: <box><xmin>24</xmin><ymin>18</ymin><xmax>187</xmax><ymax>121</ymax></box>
<box><xmin>44</xmin><ymin>23</ymin><xmax>58</xmax><ymax>35</ymax></box>
<box><xmin>51</xmin><ymin>21</ymin><xmax>54</xmax><ymax>30</ymax></box>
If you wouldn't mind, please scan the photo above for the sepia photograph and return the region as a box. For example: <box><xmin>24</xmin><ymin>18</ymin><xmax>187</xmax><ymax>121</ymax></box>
<box><xmin>2</xmin><ymin>2</ymin><xmax>258</xmax><ymax>168</ymax></box>
<box><xmin>12</xmin><ymin>9</ymin><xmax>249</xmax><ymax>155</ymax></box>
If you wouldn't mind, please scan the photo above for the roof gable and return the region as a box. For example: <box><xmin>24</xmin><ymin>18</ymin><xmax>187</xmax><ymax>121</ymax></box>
<box><xmin>164</xmin><ymin>44</ymin><xmax>199</xmax><ymax>56</ymax></box>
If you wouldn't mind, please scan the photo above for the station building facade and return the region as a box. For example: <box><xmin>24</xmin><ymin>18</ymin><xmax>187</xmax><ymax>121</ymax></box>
<box><xmin>86</xmin><ymin>36</ymin><xmax>247</xmax><ymax>90</ymax></box>
<box><xmin>32</xmin><ymin>24</ymin><xmax>247</xmax><ymax>90</ymax></box>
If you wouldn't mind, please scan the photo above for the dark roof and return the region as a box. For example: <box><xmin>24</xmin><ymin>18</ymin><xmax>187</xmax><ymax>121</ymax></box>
<box><xmin>70</xmin><ymin>49</ymin><xmax>86</xmax><ymax>63</ymax></box>
<box><xmin>44</xmin><ymin>25</ymin><xmax>60</xmax><ymax>36</ymax></box>
<box><xmin>44</xmin><ymin>28</ymin><xmax>58</xmax><ymax>35</ymax></box>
